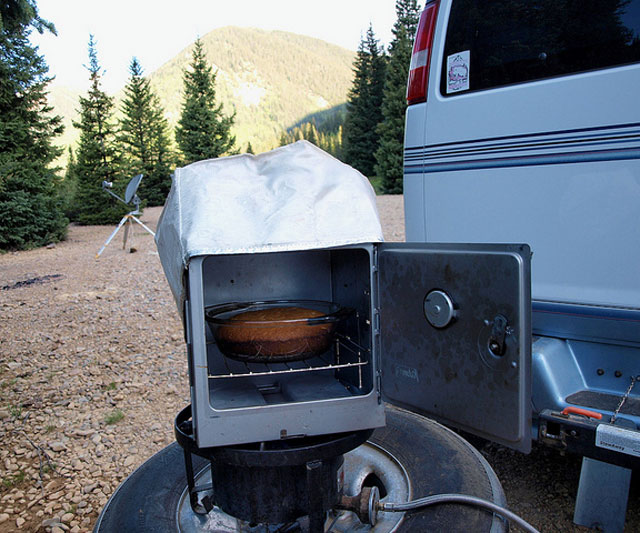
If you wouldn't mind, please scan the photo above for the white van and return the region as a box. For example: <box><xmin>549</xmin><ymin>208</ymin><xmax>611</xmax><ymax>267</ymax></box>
<box><xmin>404</xmin><ymin>0</ymin><xmax>640</xmax><ymax>528</ymax></box>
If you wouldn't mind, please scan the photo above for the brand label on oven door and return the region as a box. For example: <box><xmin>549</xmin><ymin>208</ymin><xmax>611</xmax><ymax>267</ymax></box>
<box><xmin>595</xmin><ymin>424</ymin><xmax>640</xmax><ymax>457</ymax></box>
<box><xmin>394</xmin><ymin>364</ymin><xmax>420</xmax><ymax>383</ymax></box>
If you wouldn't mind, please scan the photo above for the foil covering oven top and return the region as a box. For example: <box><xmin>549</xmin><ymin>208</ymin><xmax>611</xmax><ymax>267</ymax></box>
<box><xmin>155</xmin><ymin>141</ymin><xmax>383</xmax><ymax>311</ymax></box>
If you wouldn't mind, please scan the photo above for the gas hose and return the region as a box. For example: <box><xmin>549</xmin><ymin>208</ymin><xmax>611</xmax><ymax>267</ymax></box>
<box><xmin>379</xmin><ymin>493</ymin><xmax>540</xmax><ymax>533</ymax></box>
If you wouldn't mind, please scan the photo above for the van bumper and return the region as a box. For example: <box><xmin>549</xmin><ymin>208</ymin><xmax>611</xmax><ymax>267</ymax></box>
<box><xmin>538</xmin><ymin>409</ymin><xmax>640</xmax><ymax>469</ymax></box>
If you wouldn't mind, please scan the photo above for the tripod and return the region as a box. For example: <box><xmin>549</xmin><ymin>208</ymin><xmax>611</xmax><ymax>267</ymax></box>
<box><xmin>96</xmin><ymin>175</ymin><xmax>156</xmax><ymax>258</ymax></box>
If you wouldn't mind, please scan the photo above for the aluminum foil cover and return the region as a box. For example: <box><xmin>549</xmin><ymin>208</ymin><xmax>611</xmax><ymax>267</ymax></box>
<box><xmin>155</xmin><ymin>141</ymin><xmax>383</xmax><ymax>310</ymax></box>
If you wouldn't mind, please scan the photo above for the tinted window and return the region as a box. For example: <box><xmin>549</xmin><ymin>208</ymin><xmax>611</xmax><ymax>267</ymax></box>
<box><xmin>441</xmin><ymin>0</ymin><xmax>640</xmax><ymax>95</ymax></box>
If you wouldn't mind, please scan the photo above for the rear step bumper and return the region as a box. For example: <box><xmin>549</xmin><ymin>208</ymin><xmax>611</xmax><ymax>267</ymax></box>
<box><xmin>566</xmin><ymin>390</ymin><xmax>640</xmax><ymax>417</ymax></box>
<box><xmin>532</xmin><ymin>336</ymin><xmax>640</xmax><ymax>429</ymax></box>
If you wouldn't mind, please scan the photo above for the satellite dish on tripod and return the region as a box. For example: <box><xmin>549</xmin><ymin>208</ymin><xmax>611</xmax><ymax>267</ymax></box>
<box><xmin>96</xmin><ymin>174</ymin><xmax>156</xmax><ymax>258</ymax></box>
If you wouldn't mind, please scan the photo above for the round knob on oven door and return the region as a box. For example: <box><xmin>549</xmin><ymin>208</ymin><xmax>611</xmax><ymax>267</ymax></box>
<box><xmin>424</xmin><ymin>290</ymin><xmax>456</xmax><ymax>328</ymax></box>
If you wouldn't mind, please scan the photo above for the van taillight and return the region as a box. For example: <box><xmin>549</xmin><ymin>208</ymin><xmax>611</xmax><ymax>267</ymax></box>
<box><xmin>407</xmin><ymin>1</ymin><xmax>439</xmax><ymax>105</ymax></box>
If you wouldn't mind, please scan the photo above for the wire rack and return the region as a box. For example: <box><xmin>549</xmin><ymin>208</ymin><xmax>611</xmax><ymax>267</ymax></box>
<box><xmin>207</xmin><ymin>333</ymin><xmax>369</xmax><ymax>380</ymax></box>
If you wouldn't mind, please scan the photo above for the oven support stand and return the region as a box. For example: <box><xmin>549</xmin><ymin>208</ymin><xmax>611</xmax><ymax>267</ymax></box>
<box><xmin>183</xmin><ymin>447</ymin><xmax>197</xmax><ymax>510</ymax></box>
<box><xmin>175</xmin><ymin>404</ymin><xmax>372</xmax><ymax>528</ymax></box>
<box><xmin>306</xmin><ymin>460</ymin><xmax>326</xmax><ymax>533</ymax></box>
<box><xmin>182</xmin><ymin>446</ymin><xmax>213</xmax><ymax>514</ymax></box>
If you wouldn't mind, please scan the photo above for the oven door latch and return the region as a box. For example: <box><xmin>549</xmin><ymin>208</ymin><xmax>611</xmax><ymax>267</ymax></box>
<box><xmin>486</xmin><ymin>314</ymin><xmax>509</xmax><ymax>357</ymax></box>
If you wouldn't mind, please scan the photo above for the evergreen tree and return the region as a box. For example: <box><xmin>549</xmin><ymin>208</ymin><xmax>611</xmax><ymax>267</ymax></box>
<box><xmin>343</xmin><ymin>25</ymin><xmax>386</xmax><ymax>179</ymax></box>
<box><xmin>246</xmin><ymin>142</ymin><xmax>254</xmax><ymax>154</ymax></box>
<box><xmin>118</xmin><ymin>57</ymin><xmax>173</xmax><ymax>206</ymax></box>
<box><xmin>60</xmin><ymin>146</ymin><xmax>78</xmax><ymax>218</ymax></box>
<box><xmin>0</xmin><ymin>1</ymin><xmax>68</xmax><ymax>250</ymax></box>
<box><xmin>175</xmin><ymin>38</ymin><xmax>236</xmax><ymax>164</ymax></box>
<box><xmin>0</xmin><ymin>0</ymin><xmax>53</xmax><ymax>34</ymax></box>
<box><xmin>331</xmin><ymin>125</ymin><xmax>344</xmax><ymax>161</ymax></box>
<box><xmin>374</xmin><ymin>0</ymin><xmax>421</xmax><ymax>194</ymax></box>
<box><xmin>279</xmin><ymin>121</ymin><xmax>344</xmax><ymax>160</ymax></box>
<box><xmin>70</xmin><ymin>36</ymin><xmax>126</xmax><ymax>225</ymax></box>
<box><xmin>305</xmin><ymin>122</ymin><xmax>318</xmax><ymax>146</ymax></box>
<box><xmin>278</xmin><ymin>107</ymin><xmax>345</xmax><ymax>160</ymax></box>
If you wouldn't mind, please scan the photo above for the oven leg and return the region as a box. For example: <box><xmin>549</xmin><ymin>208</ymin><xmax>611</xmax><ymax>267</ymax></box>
<box><xmin>182</xmin><ymin>445</ymin><xmax>213</xmax><ymax>514</ymax></box>
<box><xmin>306</xmin><ymin>460</ymin><xmax>326</xmax><ymax>533</ymax></box>
<box><xmin>183</xmin><ymin>446</ymin><xmax>199</xmax><ymax>511</ymax></box>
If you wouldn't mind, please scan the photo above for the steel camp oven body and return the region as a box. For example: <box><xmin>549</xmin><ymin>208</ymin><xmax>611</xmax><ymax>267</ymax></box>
<box><xmin>183</xmin><ymin>242</ymin><xmax>532</xmax><ymax>452</ymax></box>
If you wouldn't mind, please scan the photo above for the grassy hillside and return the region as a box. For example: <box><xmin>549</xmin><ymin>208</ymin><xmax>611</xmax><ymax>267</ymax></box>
<box><xmin>48</xmin><ymin>27</ymin><xmax>355</xmax><ymax>159</ymax></box>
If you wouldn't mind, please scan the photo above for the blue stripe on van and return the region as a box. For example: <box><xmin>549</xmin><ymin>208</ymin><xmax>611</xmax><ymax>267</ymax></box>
<box><xmin>404</xmin><ymin>132</ymin><xmax>640</xmax><ymax>161</ymax></box>
<box><xmin>532</xmin><ymin>301</ymin><xmax>640</xmax><ymax>345</ymax></box>
<box><xmin>404</xmin><ymin>121</ymin><xmax>640</xmax><ymax>153</ymax></box>
<box><xmin>404</xmin><ymin>147</ymin><xmax>640</xmax><ymax>174</ymax></box>
<box><xmin>533</xmin><ymin>301</ymin><xmax>640</xmax><ymax>322</ymax></box>
<box><xmin>404</xmin><ymin>122</ymin><xmax>640</xmax><ymax>173</ymax></box>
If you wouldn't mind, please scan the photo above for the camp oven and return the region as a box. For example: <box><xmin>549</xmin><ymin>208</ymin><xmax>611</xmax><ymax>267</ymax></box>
<box><xmin>181</xmin><ymin>241</ymin><xmax>531</xmax><ymax>449</ymax></box>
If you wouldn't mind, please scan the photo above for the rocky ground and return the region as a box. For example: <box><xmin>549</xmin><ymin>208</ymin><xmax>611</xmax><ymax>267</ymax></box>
<box><xmin>0</xmin><ymin>196</ymin><xmax>637</xmax><ymax>532</ymax></box>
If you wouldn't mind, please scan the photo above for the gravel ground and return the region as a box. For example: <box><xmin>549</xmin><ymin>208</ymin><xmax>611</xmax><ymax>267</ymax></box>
<box><xmin>0</xmin><ymin>196</ymin><xmax>638</xmax><ymax>533</ymax></box>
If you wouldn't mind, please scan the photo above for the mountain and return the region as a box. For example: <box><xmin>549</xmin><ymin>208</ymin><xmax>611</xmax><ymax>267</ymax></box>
<box><xmin>47</xmin><ymin>27</ymin><xmax>355</xmax><ymax>158</ymax></box>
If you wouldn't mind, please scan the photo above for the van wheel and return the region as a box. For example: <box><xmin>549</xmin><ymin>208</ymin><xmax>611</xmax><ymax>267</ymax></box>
<box><xmin>94</xmin><ymin>406</ymin><xmax>506</xmax><ymax>532</ymax></box>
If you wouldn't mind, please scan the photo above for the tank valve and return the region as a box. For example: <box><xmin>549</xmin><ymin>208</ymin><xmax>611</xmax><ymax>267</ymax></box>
<box><xmin>336</xmin><ymin>485</ymin><xmax>380</xmax><ymax>526</ymax></box>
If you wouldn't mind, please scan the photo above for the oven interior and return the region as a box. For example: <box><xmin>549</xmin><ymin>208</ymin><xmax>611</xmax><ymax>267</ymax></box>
<box><xmin>199</xmin><ymin>246</ymin><xmax>375</xmax><ymax>410</ymax></box>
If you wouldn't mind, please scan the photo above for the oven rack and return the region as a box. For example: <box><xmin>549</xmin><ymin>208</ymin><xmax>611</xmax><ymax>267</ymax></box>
<box><xmin>207</xmin><ymin>333</ymin><xmax>368</xmax><ymax>380</ymax></box>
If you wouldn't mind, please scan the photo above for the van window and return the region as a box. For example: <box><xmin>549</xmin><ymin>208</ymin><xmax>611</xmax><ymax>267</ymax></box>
<box><xmin>441</xmin><ymin>0</ymin><xmax>640</xmax><ymax>95</ymax></box>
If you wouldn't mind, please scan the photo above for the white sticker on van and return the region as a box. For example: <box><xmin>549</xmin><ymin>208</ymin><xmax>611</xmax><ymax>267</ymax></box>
<box><xmin>447</xmin><ymin>51</ymin><xmax>470</xmax><ymax>93</ymax></box>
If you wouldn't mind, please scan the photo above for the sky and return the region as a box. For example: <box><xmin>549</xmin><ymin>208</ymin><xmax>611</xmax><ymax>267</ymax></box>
<box><xmin>31</xmin><ymin>0</ymin><xmax>400</xmax><ymax>94</ymax></box>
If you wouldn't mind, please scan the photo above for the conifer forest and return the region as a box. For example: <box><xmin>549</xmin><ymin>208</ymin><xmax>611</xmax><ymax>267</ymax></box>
<box><xmin>0</xmin><ymin>0</ymin><xmax>422</xmax><ymax>250</ymax></box>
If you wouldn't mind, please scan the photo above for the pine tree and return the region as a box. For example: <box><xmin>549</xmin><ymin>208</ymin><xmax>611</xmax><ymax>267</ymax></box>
<box><xmin>175</xmin><ymin>38</ymin><xmax>236</xmax><ymax>164</ymax></box>
<box><xmin>0</xmin><ymin>2</ymin><xmax>68</xmax><ymax>250</ymax></box>
<box><xmin>374</xmin><ymin>0</ymin><xmax>421</xmax><ymax>194</ymax></box>
<box><xmin>305</xmin><ymin>122</ymin><xmax>318</xmax><ymax>146</ymax></box>
<box><xmin>0</xmin><ymin>0</ymin><xmax>53</xmax><ymax>34</ymax></box>
<box><xmin>331</xmin><ymin>125</ymin><xmax>344</xmax><ymax>160</ymax></box>
<box><xmin>118</xmin><ymin>57</ymin><xmax>173</xmax><ymax>206</ymax></box>
<box><xmin>343</xmin><ymin>25</ymin><xmax>386</xmax><ymax>179</ymax></box>
<box><xmin>246</xmin><ymin>142</ymin><xmax>254</xmax><ymax>154</ymax></box>
<box><xmin>279</xmin><ymin>120</ymin><xmax>344</xmax><ymax>160</ymax></box>
<box><xmin>70</xmin><ymin>36</ymin><xmax>126</xmax><ymax>225</ymax></box>
<box><xmin>60</xmin><ymin>146</ymin><xmax>77</xmax><ymax>218</ymax></box>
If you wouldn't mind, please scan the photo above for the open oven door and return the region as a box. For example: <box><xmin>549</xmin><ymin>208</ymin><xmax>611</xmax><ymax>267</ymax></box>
<box><xmin>377</xmin><ymin>243</ymin><xmax>532</xmax><ymax>453</ymax></box>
